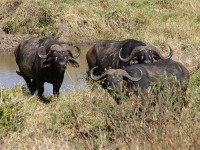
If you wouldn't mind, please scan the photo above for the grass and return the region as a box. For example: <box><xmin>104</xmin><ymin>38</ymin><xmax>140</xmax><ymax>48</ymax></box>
<box><xmin>0</xmin><ymin>75</ymin><xmax>199</xmax><ymax>149</ymax></box>
<box><xmin>0</xmin><ymin>0</ymin><xmax>200</xmax><ymax>149</ymax></box>
<box><xmin>0</xmin><ymin>0</ymin><xmax>200</xmax><ymax>44</ymax></box>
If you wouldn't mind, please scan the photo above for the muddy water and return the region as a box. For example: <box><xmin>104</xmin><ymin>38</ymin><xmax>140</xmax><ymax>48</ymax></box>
<box><xmin>0</xmin><ymin>45</ymin><xmax>90</xmax><ymax>95</ymax></box>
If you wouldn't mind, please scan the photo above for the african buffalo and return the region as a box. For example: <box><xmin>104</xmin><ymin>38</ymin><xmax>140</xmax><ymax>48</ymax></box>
<box><xmin>86</xmin><ymin>39</ymin><xmax>172</xmax><ymax>75</ymax></box>
<box><xmin>90</xmin><ymin>59</ymin><xmax>189</xmax><ymax>107</ymax></box>
<box><xmin>119</xmin><ymin>45</ymin><xmax>173</xmax><ymax>64</ymax></box>
<box><xmin>15</xmin><ymin>37</ymin><xmax>80</xmax><ymax>96</ymax></box>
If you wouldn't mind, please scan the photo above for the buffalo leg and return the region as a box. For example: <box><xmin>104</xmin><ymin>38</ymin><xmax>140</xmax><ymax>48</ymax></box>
<box><xmin>36</xmin><ymin>81</ymin><xmax>45</xmax><ymax>97</ymax></box>
<box><xmin>52</xmin><ymin>75</ymin><xmax>64</xmax><ymax>96</ymax></box>
<box><xmin>53</xmin><ymin>82</ymin><xmax>62</xmax><ymax>96</ymax></box>
<box><xmin>30</xmin><ymin>79</ymin><xmax>37</xmax><ymax>95</ymax></box>
<box><xmin>52</xmin><ymin>77</ymin><xmax>64</xmax><ymax>96</ymax></box>
<box><xmin>17</xmin><ymin>70</ymin><xmax>35</xmax><ymax>94</ymax></box>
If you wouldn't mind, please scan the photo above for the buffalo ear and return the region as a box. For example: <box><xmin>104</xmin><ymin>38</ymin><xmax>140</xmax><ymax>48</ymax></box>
<box><xmin>41</xmin><ymin>59</ymin><xmax>51</xmax><ymax>68</ymax></box>
<box><xmin>68</xmin><ymin>59</ymin><xmax>79</xmax><ymax>68</ymax></box>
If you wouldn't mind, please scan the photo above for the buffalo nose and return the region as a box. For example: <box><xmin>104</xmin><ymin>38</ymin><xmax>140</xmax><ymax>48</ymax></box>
<box><xmin>144</xmin><ymin>60</ymin><xmax>151</xmax><ymax>64</ymax></box>
<box><xmin>58</xmin><ymin>62</ymin><xmax>66</xmax><ymax>68</ymax></box>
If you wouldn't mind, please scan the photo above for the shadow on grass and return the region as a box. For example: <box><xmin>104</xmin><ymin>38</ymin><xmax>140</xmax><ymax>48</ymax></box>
<box><xmin>21</xmin><ymin>85</ymin><xmax>54</xmax><ymax>104</ymax></box>
<box><xmin>38</xmin><ymin>96</ymin><xmax>53</xmax><ymax>104</ymax></box>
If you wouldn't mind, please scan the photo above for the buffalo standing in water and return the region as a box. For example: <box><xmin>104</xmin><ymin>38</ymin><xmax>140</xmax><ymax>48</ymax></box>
<box><xmin>15</xmin><ymin>37</ymin><xmax>80</xmax><ymax>96</ymax></box>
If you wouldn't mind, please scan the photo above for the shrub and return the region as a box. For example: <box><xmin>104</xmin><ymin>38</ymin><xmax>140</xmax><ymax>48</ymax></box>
<box><xmin>0</xmin><ymin>101</ymin><xmax>25</xmax><ymax>135</ymax></box>
<box><xmin>2</xmin><ymin>20</ymin><xmax>16</xmax><ymax>34</ymax></box>
<box><xmin>189</xmin><ymin>70</ymin><xmax>200</xmax><ymax>87</ymax></box>
<box><xmin>0</xmin><ymin>87</ymin><xmax>27</xmax><ymax>135</ymax></box>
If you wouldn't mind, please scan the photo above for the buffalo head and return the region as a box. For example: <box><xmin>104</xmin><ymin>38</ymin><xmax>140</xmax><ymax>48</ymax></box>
<box><xmin>90</xmin><ymin>66</ymin><xmax>142</xmax><ymax>102</ymax></box>
<box><xmin>119</xmin><ymin>45</ymin><xmax>173</xmax><ymax>64</ymax></box>
<box><xmin>37</xmin><ymin>44</ymin><xmax>80</xmax><ymax>73</ymax></box>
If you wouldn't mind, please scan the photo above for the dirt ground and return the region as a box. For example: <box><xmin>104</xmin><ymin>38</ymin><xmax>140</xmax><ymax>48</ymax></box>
<box><xmin>0</xmin><ymin>21</ymin><xmax>92</xmax><ymax>52</ymax></box>
<box><xmin>0</xmin><ymin>21</ymin><xmax>30</xmax><ymax>52</ymax></box>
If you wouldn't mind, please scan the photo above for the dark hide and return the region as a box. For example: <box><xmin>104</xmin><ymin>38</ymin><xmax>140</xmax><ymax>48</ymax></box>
<box><xmin>86</xmin><ymin>39</ymin><xmax>146</xmax><ymax>75</ymax></box>
<box><xmin>90</xmin><ymin>59</ymin><xmax>189</xmax><ymax>107</ymax></box>
<box><xmin>14</xmin><ymin>37</ymin><xmax>80</xmax><ymax>96</ymax></box>
<box><xmin>86</xmin><ymin>39</ymin><xmax>172</xmax><ymax>76</ymax></box>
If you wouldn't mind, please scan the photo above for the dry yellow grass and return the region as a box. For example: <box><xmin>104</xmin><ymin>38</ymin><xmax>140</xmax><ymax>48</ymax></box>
<box><xmin>0</xmin><ymin>0</ymin><xmax>200</xmax><ymax>149</ymax></box>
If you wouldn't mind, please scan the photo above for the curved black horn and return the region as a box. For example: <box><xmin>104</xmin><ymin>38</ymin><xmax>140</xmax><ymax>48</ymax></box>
<box><xmin>90</xmin><ymin>66</ymin><xmax>107</xmax><ymax>81</ymax></box>
<box><xmin>119</xmin><ymin>48</ymin><xmax>129</xmax><ymax>62</ymax></box>
<box><xmin>151</xmin><ymin>45</ymin><xmax>173</xmax><ymax>60</ymax></box>
<box><xmin>37</xmin><ymin>46</ymin><xmax>52</xmax><ymax>59</ymax></box>
<box><xmin>119</xmin><ymin>46</ymin><xmax>146</xmax><ymax>62</ymax></box>
<box><xmin>121</xmin><ymin>68</ymin><xmax>142</xmax><ymax>81</ymax></box>
<box><xmin>67</xmin><ymin>45</ymin><xmax>81</xmax><ymax>59</ymax></box>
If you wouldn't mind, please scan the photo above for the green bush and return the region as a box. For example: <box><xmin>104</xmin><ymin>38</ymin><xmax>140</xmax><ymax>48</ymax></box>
<box><xmin>38</xmin><ymin>8</ymin><xmax>54</xmax><ymax>28</ymax></box>
<box><xmin>0</xmin><ymin>101</ymin><xmax>25</xmax><ymax>135</ymax></box>
<box><xmin>0</xmin><ymin>86</ymin><xmax>27</xmax><ymax>135</ymax></box>
<box><xmin>189</xmin><ymin>70</ymin><xmax>200</xmax><ymax>87</ymax></box>
<box><xmin>2</xmin><ymin>20</ymin><xmax>16</xmax><ymax>34</ymax></box>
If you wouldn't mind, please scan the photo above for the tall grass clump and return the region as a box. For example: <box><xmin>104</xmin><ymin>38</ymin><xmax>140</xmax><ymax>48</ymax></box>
<box><xmin>0</xmin><ymin>81</ymin><xmax>199</xmax><ymax>149</ymax></box>
<box><xmin>0</xmin><ymin>101</ymin><xmax>24</xmax><ymax>134</ymax></box>
<box><xmin>0</xmin><ymin>0</ymin><xmax>22</xmax><ymax>19</ymax></box>
<box><xmin>0</xmin><ymin>86</ymin><xmax>27</xmax><ymax>135</ymax></box>
<box><xmin>1</xmin><ymin>0</ymin><xmax>57</xmax><ymax>36</ymax></box>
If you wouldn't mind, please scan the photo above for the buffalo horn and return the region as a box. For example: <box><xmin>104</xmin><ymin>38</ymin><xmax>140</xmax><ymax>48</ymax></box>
<box><xmin>37</xmin><ymin>46</ymin><xmax>52</xmax><ymax>59</ymax></box>
<box><xmin>119</xmin><ymin>46</ymin><xmax>146</xmax><ymax>62</ymax></box>
<box><xmin>120</xmin><ymin>68</ymin><xmax>142</xmax><ymax>81</ymax></box>
<box><xmin>90</xmin><ymin>67</ymin><xmax>142</xmax><ymax>82</ymax></box>
<box><xmin>151</xmin><ymin>45</ymin><xmax>173</xmax><ymax>60</ymax></box>
<box><xmin>90</xmin><ymin>66</ymin><xmax>107</xmax><ymax>81</ymax></box>
<box><xmin>67</xmin><ymin>46</ymin><xmax>81</xmax><ymax>59</ymax></box>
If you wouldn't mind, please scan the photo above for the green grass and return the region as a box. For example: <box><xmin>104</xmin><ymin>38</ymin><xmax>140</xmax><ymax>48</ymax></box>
<box><xmin>0</xmin><ymin>75</ymin><xmax>199</xmax><ymax>149</ymax></box>
<box><xmin>0</xmin><ymin>0</ymin><xmax>200</xmax><ymax>149</ymax></box>
<box><xmin>0</xmin><ymin>0</ymin><xmax>200</xmax><ymax>44</ymax></box>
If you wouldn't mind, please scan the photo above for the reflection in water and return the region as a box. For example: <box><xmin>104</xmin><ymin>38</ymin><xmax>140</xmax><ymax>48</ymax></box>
<box><xmin>0</xmin><ymin>45</ymin><xmax>90</xmax><ymax>95</ymax></box>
